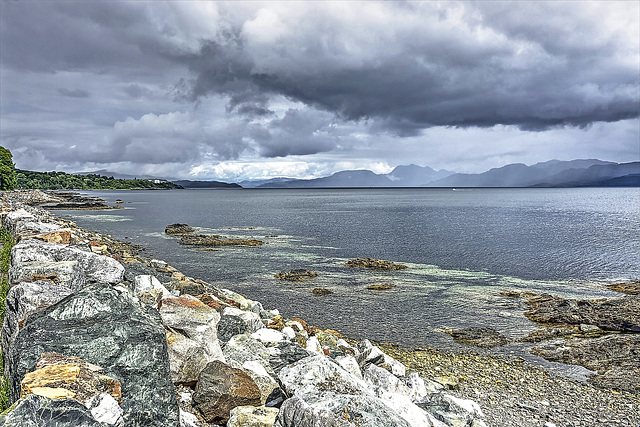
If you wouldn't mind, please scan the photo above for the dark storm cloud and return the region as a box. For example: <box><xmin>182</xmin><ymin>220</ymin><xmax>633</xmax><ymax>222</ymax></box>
<box><xmin>182</xmin><ymin>2</ymin><xmax>639</xmax><ymax>134</ymax></box>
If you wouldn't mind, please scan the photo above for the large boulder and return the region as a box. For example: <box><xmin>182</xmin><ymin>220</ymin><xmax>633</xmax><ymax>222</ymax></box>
<box><xmin>7</xmin><ymin>284</ymin><xmax>179</xmax><ymax>426</ymax></box>
<box><xmin>222</xmin><ymin>307</ymin><xmax>264</xmax><ymax>333</ymax></box>
<box><xmin>192</xmin><ymin>360</ymin><xmax>261</xmax><ymax>425</ymax></box>
<box><xmin>1</xmin><ymin>280</ymin><xmax>74</xmax><ymax>372</ymax></box>
<box><xmin>277</xmin><ymin>355</ymin><xmax>412</xmax><ymax>427</ymax></box>
<box><xmin>8</xmin><ymin>260</ymin><xmax>86</xmax><ymax>291</ymax></box>
<box><xmin>217</xmin><ymin>315</ymin><xmax>248</xmax><ymax>343</ymax></box>
<box><xmin>11</xmin><ymin>240</ymin><xmax>124</xmax><ymax>284</ymax></box>
<box><xmin>159</xmin><ymin>295</ymin><xmax>225</xmax><ymax>384</ymax></box>
<box><xmin>0</xmin><ymin>394</ymin><xmax>105</xmax><ymax>427</ymax></box>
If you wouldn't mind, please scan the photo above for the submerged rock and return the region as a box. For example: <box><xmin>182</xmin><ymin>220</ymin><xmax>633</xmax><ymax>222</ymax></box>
<box><xmin>445</xmin><ymin>327</ymin><xmax>509</xmax><ymax>348</ymax></box>
<box><xmin>366</xmin><ymin>283</ymin><xmax>396</xmax><ymax>290</ymax></box>
<box><xmin>312</xmin><ymin>288</ymin><xmax>333</xmax><ymax>296</ymax></box>
<box><xmin>178</xmin><ymin>234</ymin><xmax>264</xmax><ymax>247</ymax></box>
<box><xmin>525</xmin><ymin>293</ymin><xmax>640</xmax><ymax>332</ymax></box>
<box><xmin>8</xmin><ymin>284</ymin><xmax>179</xmax><ymax>426</ymax></box>
<box><xmin>274</xmin><ymin>270</ymin><xmax>319</xmax><ymax>281</ymax></box>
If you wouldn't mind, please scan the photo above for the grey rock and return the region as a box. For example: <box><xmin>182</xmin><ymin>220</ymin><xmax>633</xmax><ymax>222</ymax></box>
<box><xmin>356</xmin><ymin>345</ymin><xmax>406</xmax><ymax>377</ymax></box>
<box><xmin>8</xmin><ymin>284</ymin><xmax>179</xmax><ymax>426</ymax></box>
<box><xmin>0</xmin><ymin>394</ymin><xmax>105</xmax><ymax>427</ymax></box>
<box><xmin>419</xmin><ymin>392</ymin><xmax>484</xmax><ymax>426</ymax></box>
<box><xmin>1</xmin><ymin>280</ymin><xmax>74</xmax><ymax>378</ymax></box>
<box><xmin>2</xmin><ymin>210</ymin><xmax>36</xmax><ymax>236</ymax></box>
<box><xmin>273</xmin><ymin>395</ymin><xmax>346</xmax><ymax>427</ymax></box>
<box><xmin>223</xmin><ymin>334</ymin><xmax>273</xmax><ymax>375</ymax></box>
<box><xmin>8</xmin><ymin>260</ymin><xmax>86</xmax><ymax>291</ymax></box>
<box><xmin>227</xmin><ymin>405</ymin><xmax>279</xmax><ymax>427</ymax></box>
<box><xmin>217</xmin><ymin>315</ymin><xmax>248</xmax><ymax>343</ymax></box>
<box><xmin>222</xmin><ymin>307</ymin><xmax>265</xmax><ymax>333</ymax></box>
<box><xmin>122</xmin><ymin>261</ymin><xmax>168</xmax><ymax>286</ymax></box>
<box><xmin>159</xmin><ymin>295</ymin><xmax>225</xmax><ymax>384</ymax></box>
<box><xmin>268</xmin><ymin>341</ymin><xmax>312</xmax><ymax>374</ymax></box>
<box><xmin>11</xmin><ymin>240</ymin><xmax>124</xmax><ymax>284</ymax></box>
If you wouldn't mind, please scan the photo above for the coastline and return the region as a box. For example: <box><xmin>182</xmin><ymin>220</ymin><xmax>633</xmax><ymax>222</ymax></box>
<box><xmin>0</xmin><ymin>189</ymin><xmax>638</xmax><ymax>426</ymax></box>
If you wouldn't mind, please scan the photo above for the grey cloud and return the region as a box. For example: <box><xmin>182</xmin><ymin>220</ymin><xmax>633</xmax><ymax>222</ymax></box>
<box><xmin>58</xmin><ymin>88</ymin><xmax>91</xmax><ymax>98</ymax></box>
<box><xmin>181</xmin><ymin>2</ymin><xmax>638</xmax><ymax>135</ymax></box>
<box><xmin>123</xmin><ymin>84</ymin><xmax>154</xmax><ymax>99</ymax></box>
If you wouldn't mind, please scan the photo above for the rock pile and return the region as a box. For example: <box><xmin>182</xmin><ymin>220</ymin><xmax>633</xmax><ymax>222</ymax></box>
<box><xmin>0</xmin><ymin>191</ymin><xmax>487</xmax><ymax>426</ymax></box>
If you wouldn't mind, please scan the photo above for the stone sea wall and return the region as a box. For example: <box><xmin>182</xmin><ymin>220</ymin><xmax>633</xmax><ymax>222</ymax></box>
<box><xmin>0</xmin><ymin>190</ymin><xmax>488</xmax><ymax>426</ymax></box>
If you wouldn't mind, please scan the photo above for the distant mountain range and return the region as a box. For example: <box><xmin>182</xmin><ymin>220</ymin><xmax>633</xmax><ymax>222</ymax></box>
<box><xmin>79</xmin><ymin>159</ymin><xmax>640</xmax><ymax>189</ymax></box>
<box><xmin>252</xmin><ymin>159</ymin><xmax>639</xmax><ymax>188</ymax></box>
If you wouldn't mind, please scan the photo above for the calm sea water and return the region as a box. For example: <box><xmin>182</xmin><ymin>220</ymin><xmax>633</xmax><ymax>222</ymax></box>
<box><xmin>58</xmin><ymin>188</ymin><xmax>639</xmax><ymax>375</ymax></box>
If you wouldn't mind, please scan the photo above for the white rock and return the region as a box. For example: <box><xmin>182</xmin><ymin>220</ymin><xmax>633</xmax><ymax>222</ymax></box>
<box><xmin>364</xmin><ymin>364</ymin><xmax>411</xmax><ymax>397</ymax></box>
<box><xmin>305</xmin><ymin>336</ymin><xmax>322</xmax><ymax>354</ymax></box>
<box><xmin>335</xmin><ymin>355</ymin><xmax>362</xmax><ymax>379</ymax></box>
<box><xmin>357</xmin><ymin>345</ymin><xmax>406</xmax><ymax>377</ymax></box>
<box><xmin>86</xmin><ymin>393</ymin><xmax>124</xmax><ymax>427</ymax></box>
<box><xmin>179</xmin><ymin>409</ymin><xmax>200</xmax><ymax>427</ymax></box>
<box><xmin>251</xmin><ymin>328</ymin><xmax>286</xmax><ymax>345</ymax></box>
<box><xmin>281</xmin><ymin>327</ymin><xmax>296</xmax><ymax>340</ymax></box>
<box><xmin>223</xmin><ymin>306</ymin><xmax>265</xmax><ymax>333</ymax></box>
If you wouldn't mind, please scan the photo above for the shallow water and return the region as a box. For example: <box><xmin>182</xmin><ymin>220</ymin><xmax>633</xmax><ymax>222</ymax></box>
<box><xmin>58</xmin><ymin>188</ymin><xmax>639</xmax><ymax>378</ymax></box>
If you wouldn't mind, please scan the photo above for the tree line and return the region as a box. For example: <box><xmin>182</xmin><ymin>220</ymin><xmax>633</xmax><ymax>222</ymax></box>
<box><xmin>0</xmin><ymin>147</ymin><xmax>181</xmax><ymax>190</ymax></box>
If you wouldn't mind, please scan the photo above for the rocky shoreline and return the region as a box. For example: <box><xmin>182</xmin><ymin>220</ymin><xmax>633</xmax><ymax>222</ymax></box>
<box><xmin>0</xmin><ymin>189</ymin><xmax>638</xmax><ymax>426</ymax></box>
<box><xmin>0</xmin><ymin>190</ymin><xmax>489</xmax><ymax>426</ymax></box>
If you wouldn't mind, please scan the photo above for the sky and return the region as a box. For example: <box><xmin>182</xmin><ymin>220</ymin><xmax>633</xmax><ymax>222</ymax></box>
<box><xmin>1</xmin><ymin>1</ymin><xmax>638</xmax><ymax>182</ymax></box>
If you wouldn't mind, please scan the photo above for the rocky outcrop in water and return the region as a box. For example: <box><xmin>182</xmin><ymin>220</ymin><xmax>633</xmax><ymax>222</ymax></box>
<box><xmin>165</xmin><ymin>223</ymin><xmax>196</xmax><ymax>235</ymax></box>
<box><xmin>345</xmin><ymin>257</ymin><xmax>407</xmax><ymax>270</ymax></box>
<box><xmin>275</xmin><ymin>269</ymin><xmax>319</xmax><ymax>281</ymax></box>
<box><xmin>0</xmin><ymin>191</ymin><xmax>488</xmax><ymax>426</ymax></box>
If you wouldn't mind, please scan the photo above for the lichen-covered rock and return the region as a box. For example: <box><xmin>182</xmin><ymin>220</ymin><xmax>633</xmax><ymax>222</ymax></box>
<box><xmin>227</xmin><ymin>405</ymin><xmax>279</xmax><ymax>427</ymax></box>
<box><xmin>0</xmin><ymin>394</ymin><xmax>105</xmax><ymax>427</ymax></box>
<box><xmin>11</xmin><ymin>240</ymin><xmax>124</xmax><ymax>284</ymax></box>
<box><xmin>8</xmin><ymin>284</ymin><xmax>179</xmax><ymax>426</ymax></box>
<box><xmin>192</xmin><ymin>360</ymin><xmax>261</xmax><ymax>424</ymax></box>
<box><xmin>20</xmin><ymin>352</ymin><xmax>122</xmax><ymax>405</ymax></box>
<box><xmin>2</xmin><ymin>280</ymin><xmax>74</xmax><ymax>374</ymax></box>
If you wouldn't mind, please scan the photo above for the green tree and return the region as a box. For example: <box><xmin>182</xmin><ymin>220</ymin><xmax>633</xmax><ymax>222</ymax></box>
<box><xmin>0</xmin><ymin>147</ymin><xmax>16</xmax><ymax>191</ymax></box>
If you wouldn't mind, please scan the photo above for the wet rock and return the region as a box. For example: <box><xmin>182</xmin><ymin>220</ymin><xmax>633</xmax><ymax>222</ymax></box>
<box><xmin>192</xmin><ymin>360</ymin><xmax>261</xmax><ymax>425</ymax></box>
<box><xmin>227</xmin><ymin>405</ymin><xmax>279</xmax><ymax>427</ymax></box>
<box><xmin>217</xmin><ymin>315</ymin><xmax>248</xmax><ymax>343</ymax></box>
<box><xmin>274</xmin><ymin>269</ymin><xmax>319</xmax><ymax>281</ymax></box>
<box><xmin>178</xmin><ymin>234</ymin><xmax>264</xmax><ymax>247</ymax></box>
<box><xmin>20</xmin><ymin>352</ymin><xmax>122</xmax><ymax>405</ymax></box>
<box><xmin>312</xmin><ymin>288</ymin><xmax>333</xmax><ymax>295</ymax></box>
<box><xmin>11</xmin><ymin>240</ymin><xmax>125</xmax><ymax>284</ymax></box>
<box><xmin>531</xmin><ymin>333</ymin><xmax>640</xmax><ymax>393</ymax></box>
<box><xmin>165</xmin><ymin>223</ymin><xmax>196</xmax><ymax>235</ymax></box>
<box><xmin>345</xmin><ymin>258</ymin><xmax>407</xmax><ymax>270</ymax></box>
<box><xmin>525</xmin><ymin>293</ymin><xmax>640</xmax><ymax>332</ymax></box>
<box><xmin>366</xmin><ymin>283</ymin><xmax>396</xmax><ymax>290</ymax></box>
<box><xmin>0</xmin><ymin>394</ymin><xmax>105</xmax><ymax>426</ymax></box>
<box><xmin>8</xmin><ymin>284</ymin><xmax>179</xmax><ymax>425</ymax></box>
<box><xmin>606</xmin><ymin>280</ymin><xmax>640</xmax><ymax>295</ymax></box>
<box><xmin>445</xmin><ymin>327</ymin><xmax>509</xmax><ymax>348</ymax></box>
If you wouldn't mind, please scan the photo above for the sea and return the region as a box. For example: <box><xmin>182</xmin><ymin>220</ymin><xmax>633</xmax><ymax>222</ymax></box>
<box><xmin>56</xmin><ymin>187</ymin><xmax>640</xmax><ymax>378</ymax></box>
